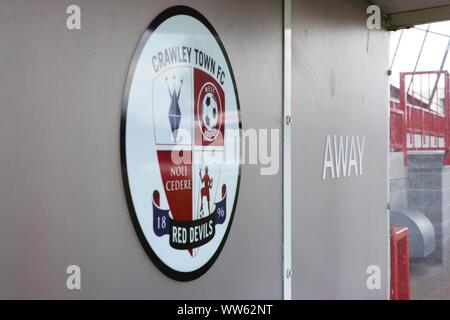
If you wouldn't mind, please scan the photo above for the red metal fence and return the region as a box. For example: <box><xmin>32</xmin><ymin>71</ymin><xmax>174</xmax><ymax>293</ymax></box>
<box><xmin>390</xmin><ymin>71</ymin><xmax>450</xmax><ymax>165</ymax></box>
<box><xmin>390</xmin><ymin>226</ymin><xmax>410</xmax><ymax>300</ymax></box>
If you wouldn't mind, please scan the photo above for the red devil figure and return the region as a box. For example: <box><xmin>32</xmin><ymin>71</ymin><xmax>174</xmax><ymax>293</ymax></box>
<box><xmin>199</xmin><ymin>167</ymin><xmax>213</xmax><ymax>215</ymax></box>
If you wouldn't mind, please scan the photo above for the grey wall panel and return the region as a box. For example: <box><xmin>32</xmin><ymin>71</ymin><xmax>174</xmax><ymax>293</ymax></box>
<box><xmin>292</xmin><ymin>0</ymin><xmax>390</xmax><ymax>299</ymax></box>
<box><xmin>0</xmin><ymin>0</ymin><xmax>282</xmax><ymax>299</ymax></box>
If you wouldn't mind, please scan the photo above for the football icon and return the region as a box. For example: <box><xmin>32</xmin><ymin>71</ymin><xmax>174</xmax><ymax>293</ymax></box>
<box><xmin>202</xmin><ymin>93</ymin><xmax>218</xmax><ymax>130</ymax></box>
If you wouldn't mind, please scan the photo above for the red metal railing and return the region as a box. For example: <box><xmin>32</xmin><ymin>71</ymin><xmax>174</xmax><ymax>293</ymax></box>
<box><xmin>390</xmin><ymin>71</ymin><xmax>450</xmax><ymax>165</ymax></box>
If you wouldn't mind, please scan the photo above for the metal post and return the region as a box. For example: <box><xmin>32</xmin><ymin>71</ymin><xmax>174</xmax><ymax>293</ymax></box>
<box><xmin>407</xmin><ymin>25</ymin><xmax>430</xmax><ymax>94</ymax></box>
<box><xmin>445</xmin><ymin>73</ymin><xmax>450</xmax><ymax>165</ymax></box>
<box><xmin>283</xmin><ymin>0</ymin><xmax>292</xmax><ymax>300</ymax></box>
<box><xmin>429</xmin><ymin>37</ymin><xmax>450</xmax><ymax>107</ymax></box>
<box><xmin>399</xmin><ymin>73</ymin><xmax>407</xmax><ymax>165</ymax></box>
<box><xmin>389</xmin><ymin>30</ymin><xmax>403</xmax><ymax>72</ymax></box>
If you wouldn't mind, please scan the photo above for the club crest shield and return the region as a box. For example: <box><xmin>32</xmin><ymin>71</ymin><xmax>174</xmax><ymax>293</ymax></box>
<box><xmin>121</xmin><ymin>6</ymin><xmax>241</xmax><ymax>281</ymax></box>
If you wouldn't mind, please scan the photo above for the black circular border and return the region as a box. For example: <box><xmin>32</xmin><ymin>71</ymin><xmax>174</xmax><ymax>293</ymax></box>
<box><xmin>120</xmin><ymin>6</ymin><xmax>242</xmax><ymax>282</ymax></box>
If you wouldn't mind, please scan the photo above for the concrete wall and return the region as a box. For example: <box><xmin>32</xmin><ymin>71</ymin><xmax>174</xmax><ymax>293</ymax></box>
<box><xmin>292</xmin><ymin>0</ymin><xmax>390</xmax><ymax>299</ymax></box>
<box><xmin>407</xmin><ymin>154</ymin><xmax>450</xmax><ymax>262</ymax></box>
<box><xmin>390</xmin><ymin>152</ymin><xmax>408</xmax><ymax>208</ymax></box>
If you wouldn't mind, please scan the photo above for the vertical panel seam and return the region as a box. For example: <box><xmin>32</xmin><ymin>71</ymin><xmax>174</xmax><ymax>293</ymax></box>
<box><xmin>283</xmin><ymin>0</ymin><xmax>292</xmax><ymax>301</ymax></box>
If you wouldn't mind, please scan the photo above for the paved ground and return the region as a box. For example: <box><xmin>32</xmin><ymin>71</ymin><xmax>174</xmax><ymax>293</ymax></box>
<box><xmin>410</xmin><ymin>260</ymin><xmax>450</xmax><ymax>299</ymax></box>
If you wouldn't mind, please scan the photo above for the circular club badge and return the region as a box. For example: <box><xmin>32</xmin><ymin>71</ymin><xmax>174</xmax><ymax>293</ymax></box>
<box><xmin>121</xmin><ymin>6</ymin><xmax>241</xmax><ymax>281</ymax></box>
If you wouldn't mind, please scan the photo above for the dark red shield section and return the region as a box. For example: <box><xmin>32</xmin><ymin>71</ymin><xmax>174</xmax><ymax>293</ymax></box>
<box><xmin>194</xmin><ymin>68</ymin><xmax>225</xmax><ymax>147</ymax></box>
<box><xmin>157</xmin><ymin>150</ymin><xmax>193</xmax><ymax>223</ymax></box>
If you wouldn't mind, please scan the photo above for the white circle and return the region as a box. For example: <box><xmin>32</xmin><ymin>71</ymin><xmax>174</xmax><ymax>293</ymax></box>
<box><xmin>122</xmin><ymin>10</ymin><xmax>241</xmax><ymax>279</ymax></box>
